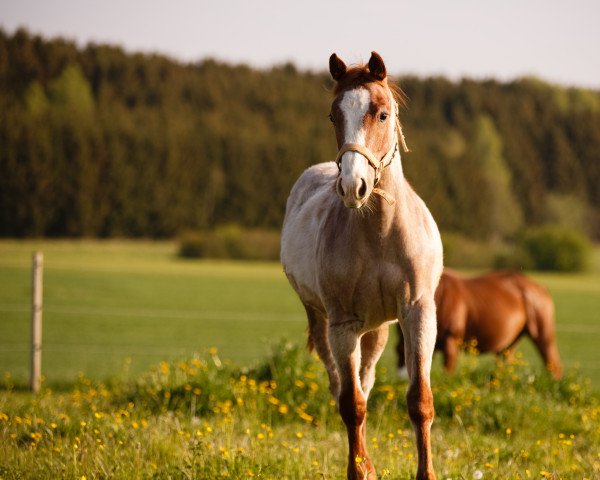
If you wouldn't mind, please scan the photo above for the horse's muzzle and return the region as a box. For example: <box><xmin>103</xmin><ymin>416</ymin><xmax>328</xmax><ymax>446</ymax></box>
<box><xmin>336</xmin><ymin>174</ymin><xmax>369</xmax><ymax>208</ymax></box>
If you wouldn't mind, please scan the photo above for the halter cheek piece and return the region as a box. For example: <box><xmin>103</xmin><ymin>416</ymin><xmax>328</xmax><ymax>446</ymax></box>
<box><xmin>334</xmin><ymin>114</ymin><xmax>408</xmax><ymax>206</ymax></box>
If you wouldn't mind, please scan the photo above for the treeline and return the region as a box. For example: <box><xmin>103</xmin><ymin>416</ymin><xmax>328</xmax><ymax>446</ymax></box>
<box><xmin>1</xmin><ymin>28</ymin><xmax>599</xmax><ymax>239</ymax></box>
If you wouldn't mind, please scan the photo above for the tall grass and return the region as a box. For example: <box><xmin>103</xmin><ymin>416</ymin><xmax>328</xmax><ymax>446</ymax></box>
<box><xmin>1</xmin><ymin>343</ymin><xmax>598</xmax><ymax>479</ymax></box>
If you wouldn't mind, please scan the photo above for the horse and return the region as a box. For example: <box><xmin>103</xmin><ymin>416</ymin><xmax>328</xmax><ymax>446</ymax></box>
<box><xmin>281</xmin><ymin>51</ymin><xmax>443</xmax><ymax>480</ymax></box>
<box><xmin>395</xmin><ymin>269</ymin><xmax>562</xmax><ymax>380</ymax></box>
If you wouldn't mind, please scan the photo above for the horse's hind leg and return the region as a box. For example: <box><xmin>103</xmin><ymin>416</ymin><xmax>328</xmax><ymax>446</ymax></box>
<box><xmin>399</xmin><ymin>299</ymin><xmax>437</xmax><ymax>480</ymax></box>
<box><xmin>395</xmin><ymin>323</ymin><xmax>409</xmax><ymax>378</ymax></box>
<box><xmin>442</xmin><ymin>336</ymin><xmax>459</xmax><ymax>373</ymax></box>
<box><xmin>304</xmin><ymin>303</ymin><xmax>341</xmax><ymax>398</ymax></box>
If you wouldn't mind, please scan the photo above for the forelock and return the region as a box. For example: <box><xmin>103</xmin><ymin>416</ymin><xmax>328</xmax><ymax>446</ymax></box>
<box><xmin>332</xmin><ymin>65</ymin><xmax>407</xmax><ymax>110</ymax></box>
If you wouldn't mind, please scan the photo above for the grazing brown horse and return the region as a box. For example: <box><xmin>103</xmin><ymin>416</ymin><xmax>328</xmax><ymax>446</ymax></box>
<box><xmin>395</xmin><ymin>269</ymin><xmax>562</xmax><ymax>379</ymax></box>
<box><xmin>281</xmin><ymin>52</ymin><xmax>443</xmax><ymax>480</ymax></box>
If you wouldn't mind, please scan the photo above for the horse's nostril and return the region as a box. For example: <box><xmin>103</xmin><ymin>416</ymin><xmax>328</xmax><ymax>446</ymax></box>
<box><xmin>358</xmin><ymin>179</ymin><xmax>367</xmax><ymax>199</ymax></box>
<box><xmin>336</xmin><ymin>178</ymin><xmax>345</xmax><ymax>197</ymax></box>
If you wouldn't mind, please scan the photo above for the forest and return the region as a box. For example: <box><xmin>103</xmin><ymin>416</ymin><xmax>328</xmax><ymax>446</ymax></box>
<box><xmin>1</xmin><ymin>28</ymin><xmax>599</xmax><ymax>241</ymax></box>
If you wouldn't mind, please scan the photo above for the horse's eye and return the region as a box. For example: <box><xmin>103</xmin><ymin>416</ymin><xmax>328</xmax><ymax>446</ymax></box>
<box><xmin>379</xmin><ymin>112</ymin><xmax>388</xmax><ymax>122</ymax></box>
<box><xmin>329</xmin><ymin>113</ymin><xmax>335</xmax><ymax>123</ymax></box>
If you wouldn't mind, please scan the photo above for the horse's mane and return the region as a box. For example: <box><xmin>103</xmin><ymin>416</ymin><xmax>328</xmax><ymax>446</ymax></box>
<box><xmin>332</xmin><ymin>65</ymin><xmax>408</xmax><ymax>110</ymax></box>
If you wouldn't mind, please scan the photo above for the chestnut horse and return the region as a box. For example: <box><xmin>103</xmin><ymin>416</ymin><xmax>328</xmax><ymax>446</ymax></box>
<box><xmin>395</xmin><ymin>269</ymin><xmax>562</xmax><ymax>379</ymax></box>
<box><xmin>281</xmin><ymin>52</ymin><xmax>443</xmax><ymax>480</ymax></box>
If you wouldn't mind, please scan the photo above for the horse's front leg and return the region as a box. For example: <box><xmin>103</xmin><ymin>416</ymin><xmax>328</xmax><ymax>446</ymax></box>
<box><xmin>358</xmin><ymin>325</ymin><xmax>389</xmax><ymax>441</ymax></box>
<box><xmin>329</xmin><ymin>318</ymin><xmax>376</xmax><ymax>480</ymax></box>
<box><xmin>399</xmin><ymin>299</ymin><xmax>437</xmax><ymax>480</ymax></box>
<box><xmin>360</xmin><ymin>324</ymin><xmax>389</xmax><ymax>398</ymax></box>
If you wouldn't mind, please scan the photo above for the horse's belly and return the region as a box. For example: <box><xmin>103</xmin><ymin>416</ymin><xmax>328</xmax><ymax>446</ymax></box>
<box><xmin>467</xmin><ymin>311</ymin><xmax>526</xmax><ymax>353</ymax></box>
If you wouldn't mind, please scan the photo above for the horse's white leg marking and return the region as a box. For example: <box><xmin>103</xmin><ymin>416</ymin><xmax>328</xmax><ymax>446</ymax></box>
<box><xmin>399</xmin><ymin>299</ymin><xmax>437</xmax><ymax>479</ymax></box>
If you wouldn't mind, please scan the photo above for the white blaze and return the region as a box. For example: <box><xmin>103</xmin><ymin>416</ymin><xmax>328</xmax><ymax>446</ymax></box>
<box><xmin>339</xmin><ymin>88</ymin><xmax>371</xmax><ymax>180</ymax></box>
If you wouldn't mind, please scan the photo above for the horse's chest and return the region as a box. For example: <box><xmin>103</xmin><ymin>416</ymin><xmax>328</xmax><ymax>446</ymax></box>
<box><xmin>318</xmin><ymin>252</ymin><xmax>405</xmax><ymax>323</ymax></box>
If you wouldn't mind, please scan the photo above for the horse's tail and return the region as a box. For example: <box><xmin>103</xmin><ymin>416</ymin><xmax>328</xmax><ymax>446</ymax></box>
<box><xmin>519</xmin><ymin>279</ymin><xmax>540</xmax><ymax>340</ymax></box>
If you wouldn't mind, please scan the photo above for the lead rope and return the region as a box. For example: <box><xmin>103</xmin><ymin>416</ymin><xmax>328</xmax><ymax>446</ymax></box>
<box><xmin>372</xmin><ymin>187</ymin><xmax>396</xmax><ymax>205</ymax></box>
<box><xmin>396</xmin><ymin>115</ymin><xmax>410</xmax><ymax>154</ymax></box>
<box><xmin>371</xmin><ymin>114</ymin><xmax>409</xmax><ymax>206</ymax></box>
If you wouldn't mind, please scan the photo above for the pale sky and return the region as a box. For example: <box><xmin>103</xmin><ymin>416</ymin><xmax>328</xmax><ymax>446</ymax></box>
<box><xmin>2</xmin><ymin>0</ymin><xmax>599</xmax><ymax>89</ymax></box>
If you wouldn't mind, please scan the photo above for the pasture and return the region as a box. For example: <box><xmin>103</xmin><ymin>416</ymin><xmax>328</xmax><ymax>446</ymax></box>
<box><xmin>1</xmin><ymin>240</ymin><xmax>599</xmax><ymax>387</ymax></box>
<box><xmin>1</xmin><ymin>240</ymin><xmax>600</xmax><ymax>479</ymax></box>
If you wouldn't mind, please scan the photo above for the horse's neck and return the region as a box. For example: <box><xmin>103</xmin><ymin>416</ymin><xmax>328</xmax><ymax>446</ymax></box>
<box><xmin>368</xmin><ymin>152</ymin><xmax>410</xmax><ymax>236</ymax></box>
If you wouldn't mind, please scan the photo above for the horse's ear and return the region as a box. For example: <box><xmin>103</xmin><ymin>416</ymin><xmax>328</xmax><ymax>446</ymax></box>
<box><xmin>368</xmin><ymin>51</ymin><xmax>386</xmax><ymax>80</ymax></box>
<box><xmin>329</xmin><ymin>53</ymin><xmax>347</xmax><ymax>81</ymax></box>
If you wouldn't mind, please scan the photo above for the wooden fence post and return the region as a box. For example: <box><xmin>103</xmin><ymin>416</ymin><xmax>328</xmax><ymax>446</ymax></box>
<box><xmin>30</xmin><ymin>252</ymin><xmax>43</xmax><ymax>393</ymax></box>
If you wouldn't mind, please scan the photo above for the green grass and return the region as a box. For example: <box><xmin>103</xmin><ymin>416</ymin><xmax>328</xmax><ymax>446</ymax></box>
<box><xmin>0</xmin><ymin>240</ymin><xmax>305</xmax><ymax>385</ymax></box>
<box><xmin>1</xmin><ymin>240</ymin><xmax>599</xmax><ymax>388</ymax></box>
<box><xmin>511</xmin><ymin>271</ymin><xmax>600</xmax><ymax>384</ymax></box>
<box><xmin>1</xmin><ymin>240</ymin><xmax>599</xmax><ymax>479</ymax></box>
<box><xmin>0</xmin><ymin>343</ymin><xmax>598</xmax><ymax>479</ymax></box>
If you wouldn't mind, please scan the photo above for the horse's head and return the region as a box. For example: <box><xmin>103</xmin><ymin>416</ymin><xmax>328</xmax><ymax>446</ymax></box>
<box><xmin>329</xmin><ymin>51</ymin><xmax>405</xmax><ymax>209</ymax></box>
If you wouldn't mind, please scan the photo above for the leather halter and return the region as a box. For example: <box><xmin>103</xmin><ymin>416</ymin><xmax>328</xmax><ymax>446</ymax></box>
<box><xmin>334</xmin><ymin>115</ymin><xmax>408</xmax><ymax>205</ymax></box>
<box><xmin>335</xmin><ymin>140</ymin><xmax>398</xmax><ymax>186</ymax></box>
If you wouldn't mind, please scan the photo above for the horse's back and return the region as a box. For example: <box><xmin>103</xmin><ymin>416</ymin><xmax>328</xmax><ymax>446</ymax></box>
<box><xmin>474</xmin><ymin>271</ymin><xmax>553</xmax><ymax>321</ymax></box>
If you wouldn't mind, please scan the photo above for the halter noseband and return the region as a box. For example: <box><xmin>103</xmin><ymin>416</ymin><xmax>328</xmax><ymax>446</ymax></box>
<box><xmin>335</xmin><ymin>140</ymin><xmax>398</xmax><ymax>186</ymax></box>
<box><xmin>334</xmin><ymin>114</ymin><xmax>408</xmax><ymax>205</ymax></box>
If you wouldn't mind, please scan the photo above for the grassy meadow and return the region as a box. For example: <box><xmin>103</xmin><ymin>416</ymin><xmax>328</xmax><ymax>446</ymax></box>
<box><xmin>0</xmin><ymin>240</ymin><xmax>306</xmax><ymax>385</ymax></box>
<box><xmin>1</xmin><ymin>240</ymin><xmax>600</xmax><ymax>479</ymax></box>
